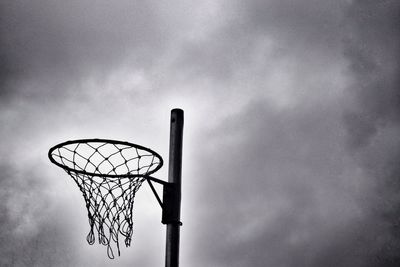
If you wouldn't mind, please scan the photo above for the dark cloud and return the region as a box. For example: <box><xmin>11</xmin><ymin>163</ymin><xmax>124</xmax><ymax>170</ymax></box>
<box><xmin>179</xmin><ymin>1</ymin><xmax>400</xmax><ymax>266</ymax></box>
<box><xmin>172</xmin><ymin>0</ymin><xmax>345</xmax><ymax>83</ymax></box>
<box><xmin>0</xmin><ymin>0</ymin><xmax>169</xmax><ymax>103</ymax></box>
<box><xmin>0</xmin><ymin>162</ymin><xmax>78</xmax><ymax>266</ymax></box>
<box><xmin>343</xmin><ymin>0</ymin><xmax>400</xmax><ymax>150</ymax></box>
<box><xmin>342</xmin><ymin>1</ymin><xmax>400</xmax><ymax>265</ymax></box>
<box><xmin>189</xmin><ymin>99</ymin><xmax>383</xmax><ymax>267</ymax></box>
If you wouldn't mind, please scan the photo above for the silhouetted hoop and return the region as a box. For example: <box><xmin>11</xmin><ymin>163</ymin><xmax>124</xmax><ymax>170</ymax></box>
<box><xmin>48</xmin><ymin>138</ymin><xmax>163</xmax><ymax>178</ymax></box>
<box><xmin>48</xmin><ymin>138</ymin><xmax>164</xmax><ymax>258</ymax></box>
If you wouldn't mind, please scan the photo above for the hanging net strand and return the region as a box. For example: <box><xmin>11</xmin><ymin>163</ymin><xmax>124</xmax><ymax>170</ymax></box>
<box><xmin>48</xmin><ymin>139</ymin><xmax>163</xmax><ymax>259</ymax></box>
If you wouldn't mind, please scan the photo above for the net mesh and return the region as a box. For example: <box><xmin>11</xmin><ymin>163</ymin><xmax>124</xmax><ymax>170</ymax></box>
<box><xmin>49</xmin><ymin>140</ymin><xmax>163</xmax><ymax>258</ymax></box>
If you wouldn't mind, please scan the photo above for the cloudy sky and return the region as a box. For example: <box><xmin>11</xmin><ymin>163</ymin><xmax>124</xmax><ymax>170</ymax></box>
<box><xmin>1</xmin><ymin>0</ymin><xmax>399</xmax><ymax>266</ymax></box>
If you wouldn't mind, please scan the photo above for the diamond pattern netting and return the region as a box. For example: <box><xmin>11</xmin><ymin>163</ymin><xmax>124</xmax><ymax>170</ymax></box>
<box><xmin>49</xmin><ymin>140</ymin><xmax>163</xmax><ymax>258</ymax></box>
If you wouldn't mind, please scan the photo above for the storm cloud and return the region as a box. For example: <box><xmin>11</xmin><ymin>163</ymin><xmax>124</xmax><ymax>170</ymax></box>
<box><xmin>0</xmin><ymin>0</ymin><xmax>399</xmax><ymax>266</ymax></box>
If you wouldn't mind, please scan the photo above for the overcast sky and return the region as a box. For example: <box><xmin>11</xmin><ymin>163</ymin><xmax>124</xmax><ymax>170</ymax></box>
<box><xmin>1</xmin><ymin>0</ymin><xmax>399</xmax><ymax>266</ymax></box>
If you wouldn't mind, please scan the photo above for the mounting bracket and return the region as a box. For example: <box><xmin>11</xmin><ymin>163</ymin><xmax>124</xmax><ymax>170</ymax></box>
<box><xmin>145</xmin><ymin>177</ymin><xmax>182</xmax><ymax>225</ymax></box>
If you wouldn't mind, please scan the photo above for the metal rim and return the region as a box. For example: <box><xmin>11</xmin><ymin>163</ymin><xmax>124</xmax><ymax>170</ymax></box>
<box><xmin>48</xmin><ymin>138</ymin><xmax>164</xmax><ymax>178</ymax></box>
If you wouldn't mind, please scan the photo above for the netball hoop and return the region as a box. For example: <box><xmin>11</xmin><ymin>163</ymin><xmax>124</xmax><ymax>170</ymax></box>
<box><xmin>48</xmin><ymin>109</ymin><xmax>183</xmax><ymax>267</ymax></box>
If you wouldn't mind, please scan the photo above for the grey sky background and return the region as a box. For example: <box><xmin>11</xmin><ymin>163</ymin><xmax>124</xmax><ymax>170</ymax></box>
<box><xmin>1</xmin><ymin>0</ymin><xmax>399</xmax><ymax>266</ymax></box>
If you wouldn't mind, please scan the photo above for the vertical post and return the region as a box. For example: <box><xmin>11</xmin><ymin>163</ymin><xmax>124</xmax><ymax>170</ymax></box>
<box><xmin>165</xmin><ymin>109</ymin><xmax>184</xmax><ymax>267</ymax></box>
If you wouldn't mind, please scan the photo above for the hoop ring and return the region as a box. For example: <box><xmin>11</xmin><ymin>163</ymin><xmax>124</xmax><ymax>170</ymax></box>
<box><xmin>48</xmin><ymin>138</ymin><xmax>163</xmax><ymax>178</ymax></box>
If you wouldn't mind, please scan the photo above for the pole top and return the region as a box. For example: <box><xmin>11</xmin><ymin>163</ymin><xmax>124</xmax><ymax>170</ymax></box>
<box><xmin>171</xmin><ymin>109</ymin><xmax>184</xmax><ymax>124</ymax></box>
<box><xmin>171</xmin><ymin>108</ymin><xmax>184</xmax><ymax>114</ymax></box>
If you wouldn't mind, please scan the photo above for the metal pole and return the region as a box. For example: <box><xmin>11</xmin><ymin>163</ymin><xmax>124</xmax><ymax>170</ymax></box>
<box><xmin>165</xmin><ymin>109</ymin><xmax>184</xmax><ymax>267</ymax></box>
